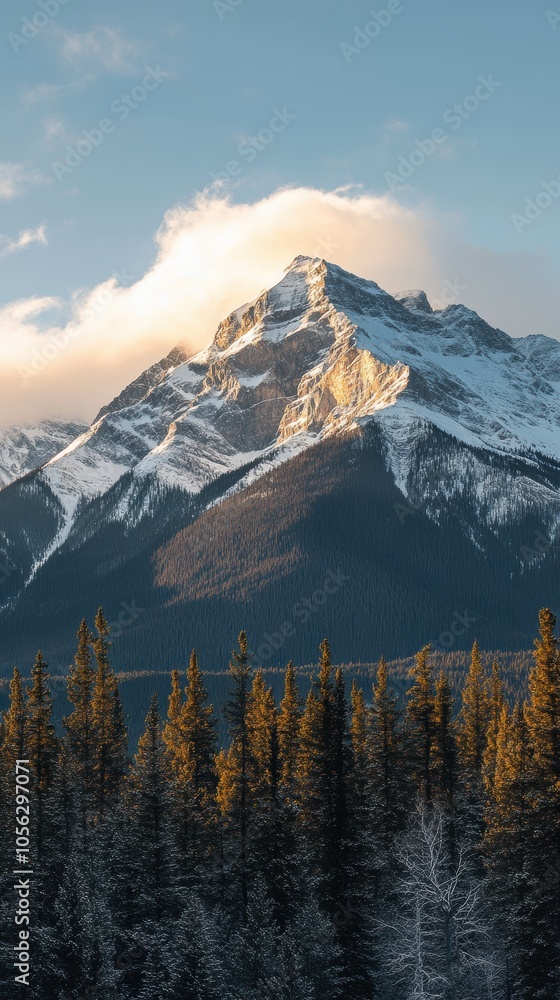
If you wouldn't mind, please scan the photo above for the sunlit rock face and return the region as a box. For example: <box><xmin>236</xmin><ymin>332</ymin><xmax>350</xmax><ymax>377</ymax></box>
<box><xmin>1</xmin><ymin>255</ymin><xmax>560</xmax><ymax>595</ymax></box>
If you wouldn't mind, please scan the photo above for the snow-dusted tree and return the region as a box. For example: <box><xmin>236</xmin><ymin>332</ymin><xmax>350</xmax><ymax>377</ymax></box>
<box><xmin>163</xmin><ymin>893</ymin><xmax>227</xmax><ymax>1000</ymax></box>
<box><xmin>380</xmin><ymin>801</ymin><xmax>502</xmax><ymax>1000</ymax></box>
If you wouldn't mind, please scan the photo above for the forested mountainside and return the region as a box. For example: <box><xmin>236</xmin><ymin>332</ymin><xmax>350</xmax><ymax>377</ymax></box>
<box><xmin>1</xmin><ymin>608</ymin><xmax>558</xmax><ymax>999</ymax></box>
<box><xmin>0</xmin><ymin>426</ymin><xmax>558</xmax><ymax>676</ymax></box>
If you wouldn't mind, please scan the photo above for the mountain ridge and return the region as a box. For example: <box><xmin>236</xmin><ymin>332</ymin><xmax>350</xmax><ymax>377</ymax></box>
<box><xmin>0</xmin><ymin>256</ymin><xmax>558</xmax><ymax>669</ymax></box>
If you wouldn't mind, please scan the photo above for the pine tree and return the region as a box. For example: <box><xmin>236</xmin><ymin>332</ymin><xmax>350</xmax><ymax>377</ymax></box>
<box><xmin>166</xmin><ymin>651</ymin><xmax>218</xmax><ymax>881</ymax></box>
<box><xmin>217</xmin><ymin>630</ymin><xmax>253</xmax><ymax>918</ymax></box>
<box><xmin>526</xmin><ymin>608</ymin><xmax>560</xmax><ymax>789</ymax></box>
<box><xmin>484</xmin><ymin>704</ymin><xmax>532</xmax><ymax>998</ymax></box>
<box><xmin>458</xmin><ymin>641</ymin><xmax>490</xmax><ymax>782</ymax></box>
<box><xmin>369</xmin><ymin>656</ymin><xmax>406</xmax><ymax>847</ymax></box>
<box><xmin>165</xmin><ymin>894</ymin><xmax>225</xmax><ymax>1000</ymax></box>
<box><xmin>53</xmin><ymin>845</ymin><xmax>117</xmax><ymax>999</ymax></box>
<box><xmin>180</xmin><ymin>650</ymin><xmax>217</xmax><ymax>813</ymax></box>
<box><xmin>346</xmin><ymin>680</ymin><xmax>377</xmax><ymax>997</ymax></box>
<box><xmin>331</xmin><ymin>667</ymin><xmax>351</xmax><ymax>905</ymax></box>
<box><xmin>127</xmin><ymin>695</ymin><xmax>178</xmax><ymax>919</ymax></box>
<box><xmin>90</xmin><ymin>608</ymin><xmax>128</xmax><ymax>814</ymax></box>
<box><xmin>432</xmin><ymin>673</ymin><xmax>457</xmax><ymax>813</ymax></box>
<box><xmin>297</xmin><ymin>639</ymin><xmax>335</xmax><ymax>886</ymax></box>
<box><xmin>64</xmin><ymin>619</ymin><xmax>96</xmax><ymax>835</ymax></box>
<box><xmin>483</xmin><ymin>659</ymin><xmax>505</xmax><ymax>795</ymax></box>
<box><xmin>2</xmin><ymin>667</ymin><xmax>26</xmax><ymax>762</ymax></box>
<box><xmin>162</xmin><ymin>668</ymin><xmax>183</xmax><ymax>779</ymax></box>
<box><xmin>298</xmin><ymin>644</ymin><xmax>358</xmax><ymax>991</ymax></box>
<box><xmin>405</xmin><ymin>644</ymin><xmax>435</xmax><ymax>802</ymax></box>
<box><xmin>26</xmin><ymin>651</ymin><xmax>58</xmax><ymax>862</ymax></box>
<box><xmin>519</xmin><ymin>609</ymin><xmax>560</xmax><ymax>998</ymax></box>
<box><xmin>277</xmin><ymin>662</ymin><xmax>301</xmax><ymax>802</ymax></box>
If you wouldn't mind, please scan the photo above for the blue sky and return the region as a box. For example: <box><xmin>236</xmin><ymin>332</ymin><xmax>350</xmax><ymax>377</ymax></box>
<box><xmin>1</xmin><ymin>0</ymin><xmax>560</xmax><ymax>423</ymax></box>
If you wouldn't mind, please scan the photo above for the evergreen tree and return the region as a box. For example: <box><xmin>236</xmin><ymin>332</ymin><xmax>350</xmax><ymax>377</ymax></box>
<box><xmin>483</xmin><ymin>659</ymin><xmax>505</xmax><ymax>795</ymax></box>
<box><xmin>64</xmin><ymin>619</ymin><xmax>96</xmax><ymax>836</ymax></box>
<box><xmin>297</xmin><ymin>640</ymin><xmax>336</xmax><ymax>891</ymax></box>
<box><xmin>346</xmin><ymin>681</ymin><xmax>377</xmax><ymax>997</ymax></box>
<box><xmin>164</xmin><ymin>894</ymin><xmax>226</xmax><ymax>1000</ymax></box>
<box><xmin>405</xmin><ymin>644</ymin><xmax>435</xmax><ymax>802</ymax></box>
<box><xmin>53</xmin><ymin>845</ymin><xmax>117</xmax><ymax>999</ymax></box>
<box><xmin>114</xmin><ymin>695</ymin><xmax>179</xmax><ymax>997</ymax></box>
<box><xmin>484</xmin><ymin>704</ymin><xmax>532</xmax><ymax>998</ymax></box>
<box><xmin>277</xmin><ymin>662</ymin><xmax>301</xmax><ymax>802</ymax></box>
<box><xmin>127</xmin><ymin>695</ymin><xmax>178</xmax><ymax>918</ymax></box>
<box><xmin>90</xmin><ymin>608</ymin><xmax>128</xmax><ymax>814</ymax></box>
<box><xmin>519</xmin><ymin>609</ymin><xmax>560</xmax><ymax>998</ymax></box>
<box><xmin>217</xmin><ymin>630</ymin><xmax>253</xmax><ymax>918</ymax></box>
<box><xmin>2</xmin><ymin>667</ymin><xmax>26</xmax><ymax>762</ymax></box>
<box><xmin>180</xmin><ymin>650</ymin><xmax>217</xmax><ymax>815</ymax></box>
<box><xmin>166</xmin><ymin>651</ymin><xmax>218</xmax><ymax>882</ymax></box>
<box><xmin>298</xmin><ymin>645</ymin><xmax>356</xmax><ymax>991</ymax></box>
<box><xmin>26</xmin><ymin>651</ymin><xmax>58</xmax><ymax>862</ymax></box>
<box><xmin>162</xmin><ymin>668</ymin><xmax>184</xmax><ymax>779</ymax></box>
<box><xmin>458</xmin><ymin>641</ymin><xmax>490</xmax><ymax>784</ymax></box>
<box><xmin>526</xmin><ymin>608</ymin><xmax>560</xmax><ymax>789</ymax></box>
<box><xmin>369</xmin><ymin>656</ymin><xmax>406</xmax><ymax>847</ymax></box>
<box><xmin>432</xmin><ymin>672</ymin><xmax>457</xmax><ymax>814</ymax></box>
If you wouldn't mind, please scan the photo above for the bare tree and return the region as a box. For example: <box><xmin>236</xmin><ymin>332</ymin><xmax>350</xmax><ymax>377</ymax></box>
<box><xmin>379</xmin><ymin>801</ymin><xmax>503</xmax><ymax>1000</ymax></box>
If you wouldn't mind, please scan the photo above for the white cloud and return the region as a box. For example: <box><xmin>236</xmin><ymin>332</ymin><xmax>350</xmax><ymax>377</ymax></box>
<box><xmin>58</xmin><ymin>26</ymin><xmax>141</xmax><ymax>74</ymax></box>
<box><xmin>0</xmin><ymin>163</ymin><xmax>24</xmax><ymax>200</ymax></box>
<box><xmin>41</xmin><ymin>114</ymin><xmax>68</xmax><ymax>148</ymax></box>
<box><xmin>384</xmin><ymin>118</ymin><xmax>411</xmax><ymax>134</ymax></box>
<box><xmin>20</xmin><ymin>83</ymin><xmax>62</xmax><ymax>108</ymax></box>
<box><xmin>0</xmin><ymin>225</ymin><xmax>48</xmax><ymax>258</ymax></box>
<box><xmin>0</xmin><ymin>186</ymin><xmax>559</xmax><ymax>426</ymax></box>
<box><xmin>0</xmin><ymin>162</ymin><xmax>49</xmax><ymax>200</ymax></box>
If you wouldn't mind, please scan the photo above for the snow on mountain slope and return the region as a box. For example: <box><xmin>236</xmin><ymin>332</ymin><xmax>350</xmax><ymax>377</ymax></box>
<box><xmin>9</xmin><ymin>255</ymin><xmax>560</xmax><ymax>567</ymax></box>
<box><xmin>0</xmin><ymin>420</ymin><xmax>87</xmax><ymax>490</ymax></box>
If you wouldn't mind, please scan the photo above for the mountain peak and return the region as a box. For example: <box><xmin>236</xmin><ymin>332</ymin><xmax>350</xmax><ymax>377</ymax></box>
<box><xmin>394</xmin><ymin>289</ymin><xmax>433</xmax><ymax>314</ymax></box>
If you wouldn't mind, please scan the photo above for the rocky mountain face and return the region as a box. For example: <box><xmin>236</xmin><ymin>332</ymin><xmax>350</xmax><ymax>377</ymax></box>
<box><xmin>0</xmin><ymin>420</ymin><xmax>87</xmax><ymax>490</ymax></box>
<box><xmin>0</xmin><ymin>256</ymin><xmax>558</xmax><ymax>671</ymax></box>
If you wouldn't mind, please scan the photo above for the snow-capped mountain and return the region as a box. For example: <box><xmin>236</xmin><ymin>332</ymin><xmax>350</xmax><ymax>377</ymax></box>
<box><xmin>24</xmin><ymin>256</ymin><xmax>560</xmax><ymax>523</ymax></box>
<box><xmin>0</xmin><ymin>419</ymin><xmax>87</xmax><ymax>490</ymax></box>
<box><xmin>0</xmin><ymin>256</ymin><xmax>558</xmax><ymax>670</ymax></box>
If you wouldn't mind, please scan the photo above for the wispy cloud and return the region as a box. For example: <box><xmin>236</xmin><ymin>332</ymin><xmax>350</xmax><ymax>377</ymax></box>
<box><xmin>41</xmin><ymin>114</ymin><xmax>68</xmax><ymax>148</ymax></box>
<box><xmin>58</xmin><ymin>26</ymin><xmax>141</xmax><ymax>74</ymax></box>
<box><xmin>0</xmin><ymin>162</ymin><xmax>50</xmax><ymax>200</ymax></box>
<box><xmin>384</xmin><ymin>119</ymin><xmax>411</xmax><ymax>134</ymax></box>
<box><xmin>20</xmin><ymin>83</ymin><xmax>62</xmax><ymax>108</ymax></box>
<box><xmin>0</xmin><ymin>226</ymin><xmax>48</xmax><ymax>259</ymax></box>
